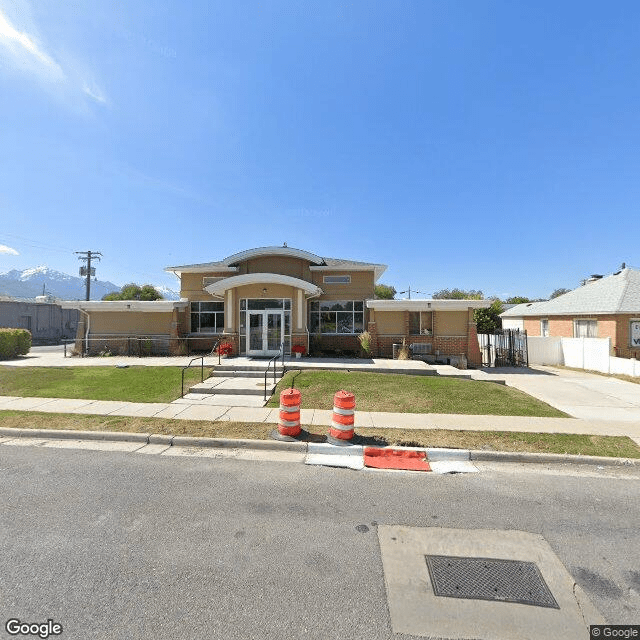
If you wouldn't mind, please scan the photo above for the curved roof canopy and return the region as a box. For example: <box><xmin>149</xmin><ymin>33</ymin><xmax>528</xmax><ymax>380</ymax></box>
<box><xmin>204</xmin><ymin>273</ymin><xmax>323</xmax><ymax>297</ymax></box>
<box><xmin>165</xmin><ymin>245</ymin><xmax>387</xmax><ymax>281</ymax></box>
<box><xmin>223</xmin><ymin>246</ymin><xmax>325</xmax><ymax>266</ymax></box>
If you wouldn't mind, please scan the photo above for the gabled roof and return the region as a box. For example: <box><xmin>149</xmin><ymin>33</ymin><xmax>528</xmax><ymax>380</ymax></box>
<box><xmin>501</xmin><ymin>268</ymin><xmax>640</xmax><ymax>317</ymax></box>
<box><xmin>165</xmin><ymin>246</ymin><xmax>387</xmax><ymax>281</ymax></box>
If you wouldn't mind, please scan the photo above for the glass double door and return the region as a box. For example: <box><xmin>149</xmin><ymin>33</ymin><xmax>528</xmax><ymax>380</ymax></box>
<box><xmin>247</xmin><ymin>310</ymin><xmax>284</xmax><ymax>356</ymax></box>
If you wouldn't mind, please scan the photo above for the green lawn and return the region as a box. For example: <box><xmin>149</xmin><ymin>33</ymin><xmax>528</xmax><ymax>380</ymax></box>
<box><xmin>0</xmin><ymin>366</ymin><xmax>208</xmax><ymax>403</ymax></box>
<box><xmin>267</xmin><ymin>370</ymin><xmax>568</xmax><ymax>417</ymax></box>
<box><xmin>0</xmin><ymin>411</ymin><xmax>637</xmax><ymax>458</ymax></box>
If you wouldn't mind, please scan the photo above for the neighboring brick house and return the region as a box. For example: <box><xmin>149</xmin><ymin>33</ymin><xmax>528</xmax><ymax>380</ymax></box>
<box><xmin>501</xmin><ymin>267</ymin><xmax>640</xmax><ymax>359</ymax></box>
<box><xmin>64</xmin><ymin>245</ymin><xmax>489</xmax><ymax>365</ymax></box>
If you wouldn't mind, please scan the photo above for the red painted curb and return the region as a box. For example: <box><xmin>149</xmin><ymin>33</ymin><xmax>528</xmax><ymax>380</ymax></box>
<box><xmin>363</xmin><ymin>447</ymin><xmax>431</xmax><ymax>471</ymax></box>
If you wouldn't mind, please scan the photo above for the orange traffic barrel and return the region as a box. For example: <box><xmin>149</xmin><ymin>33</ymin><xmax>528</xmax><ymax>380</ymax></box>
<box><xmin>273</xmin><ymin>388</ymin><xmax>302</xmax><ymax>440</ymax></box>
<box><xmin>327</xmin><ymin>390</ymin><xmax>355</xmax><ymax>445</ymax></box>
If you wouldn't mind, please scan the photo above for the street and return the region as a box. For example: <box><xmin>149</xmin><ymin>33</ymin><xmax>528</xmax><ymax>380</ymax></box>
<box><xmin>1</xmin><ymin>445</ymin><xmax>638</xmax><ymax>639</ymax></box>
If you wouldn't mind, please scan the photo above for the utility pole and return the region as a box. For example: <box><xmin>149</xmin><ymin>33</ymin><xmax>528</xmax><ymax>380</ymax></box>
<box><xmin>398</xmin><ymin>286</ymin><xmax>427</xmax><ymax>300</ymax></box>
<box><xmin>75</xmin><ymin>251</ymin><xmax>102</xmax><ymax>301</ymax></box>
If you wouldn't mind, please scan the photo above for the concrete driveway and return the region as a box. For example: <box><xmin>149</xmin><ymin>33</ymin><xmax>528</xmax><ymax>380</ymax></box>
<box><xmin>487</xmin><ymin>366</ymin><xmax>640</xmax><ymax>423</ymax></box>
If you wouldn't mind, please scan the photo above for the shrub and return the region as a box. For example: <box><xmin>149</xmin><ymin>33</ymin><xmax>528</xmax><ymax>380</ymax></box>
<box><xmin>358</xmin><ymin>331</ymin><xmax>372</xmax><ymax>356</ymax></box>
<box><xmin>0</xmin><ymin>328</ymin><xmax>32</xmax><ymax>359</ymax></box>
<box><xmin>397</xmin><ymin>338</ymin><xmax>411</xmax><ymax>360</ymax></box>
<box><xmin>217</xmin><ymin>342</ymin><xmax>234</xmax><ymax>356</ymax></box>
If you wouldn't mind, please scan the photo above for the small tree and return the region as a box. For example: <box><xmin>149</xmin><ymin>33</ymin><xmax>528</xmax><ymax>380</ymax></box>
<box><xmin>374</xmin><ymin>284</ymin><xmax>396</xmax><ymax>299</ymax></box>
<box><xmin>433</xmin><ymin>288</ymin><xmax>484</xmax><ymax>300</ymax></box>
<box><xmin>506</xmin><ymin>296</ymin><xmax>530</xmax><ymax>304</ymax></box>
<box><xmin>103</xmin><ymin>283</ymin><xmax>164</xmax><ymax>301</ymax></box>
<box><xmin>473</xmin><ymin>300</ymin><xmax>503</xmax><ymax>334</ymax></box>
<box><xmin>373</xmin><ymin>284</ymin><xmax>397</xmax><ymax>300</ymax></box>
<box><xmin>550</xmin><ymin>288</ymin><xmax>571</xmax><ymax>299</ymax></box>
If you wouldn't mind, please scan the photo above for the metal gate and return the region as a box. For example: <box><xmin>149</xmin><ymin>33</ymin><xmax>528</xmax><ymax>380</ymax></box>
<box><xmin>478</xmin><ymin>329</ymin><xmax>528</xmax><ymax>368</ymax></box>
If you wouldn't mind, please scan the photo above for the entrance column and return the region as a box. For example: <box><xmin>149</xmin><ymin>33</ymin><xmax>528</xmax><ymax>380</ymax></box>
<box><xmin>296</xmin><ymin>290</ymin><xmax>304</xmax><ymax>331</ymax></box>
<box><xmin>226</xmin><ymin>289</ymin><xmax>235</xmax><ymax>332</ymax></box>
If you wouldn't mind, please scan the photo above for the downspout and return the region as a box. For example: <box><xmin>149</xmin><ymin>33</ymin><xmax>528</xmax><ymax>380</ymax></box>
<box><xmin>79</xmin><ymin>309</ymin><xmax>90</xmax><ymax>355</ymax></box>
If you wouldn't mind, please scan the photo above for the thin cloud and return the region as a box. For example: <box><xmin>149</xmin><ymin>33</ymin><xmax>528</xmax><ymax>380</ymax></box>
<box><xmin>0</xmin><ymin>5</ymin><xmax>106</xmax><ymax>106</ymax></box>
<box><xmin>0</xmin><ymin>8</ymin><xmax>64</xmax><ymax>80</ymax></box>
<box><xmin>83</xmin><ymin>83</ymin><xmax>106</xmax><ymax>104</ymax></box>
<box><xmin>0</xmin><ymin>244</ymin><xmax>19</xmax><ymax>255</ymax></box>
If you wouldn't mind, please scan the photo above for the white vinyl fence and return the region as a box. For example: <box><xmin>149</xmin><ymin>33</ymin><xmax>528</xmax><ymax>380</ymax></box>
<box><xmin>526</xmin><ymin>336</ymin><xmax>640</xmax><ymax>377</ymax></box>
<box><xmin>527</xmin><ymin>337</ymin><xmax>563</xmax><ymax>366</ymax></box>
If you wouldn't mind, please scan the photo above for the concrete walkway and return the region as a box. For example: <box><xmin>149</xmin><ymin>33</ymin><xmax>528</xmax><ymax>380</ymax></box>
<box><xmin>495</xmin><ymin>365</ymin><xmax>640</xmax><ymax>423</ymax></box>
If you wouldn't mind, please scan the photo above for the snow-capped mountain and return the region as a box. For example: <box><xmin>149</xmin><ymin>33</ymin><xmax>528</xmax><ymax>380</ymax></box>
<box><xmin>0</xmin><ymin>266</ymin><xmax>179</xmax><ymax>301</ymax></box>
<box><xmin>154</xmin><ymin>286</ymin><xmax>180</xmax><ymax>301</ymax></box>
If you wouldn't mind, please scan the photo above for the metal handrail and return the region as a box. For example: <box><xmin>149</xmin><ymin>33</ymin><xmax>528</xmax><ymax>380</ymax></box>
<box><xmin>210</xmin><ymin>338</ymin><xmax>221</xmax><ymax>365</ymax></box>
<box><xmin>264</xmin><ymin>341</ymin><xmax>285</xmax><ymax>401</ymax></box>
<box><xmin>181</xmin><ymin>356</ymin><xmax>205</xmax><ymax>398</ymax></box>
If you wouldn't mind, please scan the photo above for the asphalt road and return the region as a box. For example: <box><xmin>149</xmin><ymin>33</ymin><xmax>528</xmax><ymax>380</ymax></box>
<box><xmin>1</xmin><ymin>447</ymin><xmax>638</xmax><ymax>640</ymax></box>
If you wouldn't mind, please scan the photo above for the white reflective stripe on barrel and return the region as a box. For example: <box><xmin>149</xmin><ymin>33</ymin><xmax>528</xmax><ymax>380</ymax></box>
<box><xmin>332</xmin><ymin>406</ymin><xmax>355</xmax><ymax>416</ymax></box>
<box><xmin>279</xmin><ymin>405</ymin><xmax>300</xmax><ymax>413</ymax></box>
<box><xmin>280</xmin><ymin>418</ymin><xmax>300</xmax><ymax>428</ymax></box>
<box><xmin>331</xmin><ymin>421</ymin><xmax>353</xmax><ymax>431</ymax></box>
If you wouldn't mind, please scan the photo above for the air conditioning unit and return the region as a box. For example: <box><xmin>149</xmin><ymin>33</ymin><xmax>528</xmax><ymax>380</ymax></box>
<box><xmin>411</xmin><ymin>343</ymin><xmax>432</xmax><ymax>355</ymax></box>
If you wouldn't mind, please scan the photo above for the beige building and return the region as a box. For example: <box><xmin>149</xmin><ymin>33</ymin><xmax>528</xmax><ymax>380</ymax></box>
<box><xmin>65</xmin><ymin>245</ymin><xmax>489</xmax><ymax>365</ymax></box>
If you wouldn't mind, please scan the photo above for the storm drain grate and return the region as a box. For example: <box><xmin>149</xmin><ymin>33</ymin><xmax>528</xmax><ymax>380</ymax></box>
<box><xmin>425</xmin><ymin>555</ymin><xmax>560</xmax><ymax>609</ymax></box>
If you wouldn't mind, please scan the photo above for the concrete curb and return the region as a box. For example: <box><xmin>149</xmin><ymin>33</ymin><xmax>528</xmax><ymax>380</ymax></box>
<box><xmin>0</xmin><ymin>427</ymin><xmax>636</xmax><ymax>467</ymax></box>
<box><xmin>0</xmin><ymin>427</ymin><xmax>307</xmax><ymax>452</ymax></box>
<box><xmin>0</xmin><ymin>427</ymin><xmax>149</xmax><ymax>443</ymax></box>
<box><xmin>170</xmin><ymin>436</ymin><xmax>307</xmax><ymax>452</ymax></box>
<box><xmin>469</xmin><ymin>449</ymin><xmax>637</xmax><ymax>467</ymax></box>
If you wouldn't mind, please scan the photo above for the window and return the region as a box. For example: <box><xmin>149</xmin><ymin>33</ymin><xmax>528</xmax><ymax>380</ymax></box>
<box><xmin>630</xmin><ymin>321</ymin><xmax>640</xmax><ymax>347</ymax></box>
<box><xmin>573</xmin><ymin>319</ymin><xmax>597</xmax><ymax>338</ymax></box>
<box><xmin>191</xmin><ymin>301</ymin><xmax>224</xmax><ymax>333</ymax></box>
<box><xmin>323</xmin><ymin>275</ymin><xmax>351</xmax><ymax>284</ymax></box>
<box><xmin>309</xmin><ymin>300</ymin><xmax>364</xmax><ymax>334</ymax></box>
<box><xmin>409</xmin><ymin>311</ymin><xmax>433</xmax><ymax>335</ymax></box>
<box><xmin>540</xmin><ymin>319</ymin><xmax>549</xmax><ymax>337</ymax></box>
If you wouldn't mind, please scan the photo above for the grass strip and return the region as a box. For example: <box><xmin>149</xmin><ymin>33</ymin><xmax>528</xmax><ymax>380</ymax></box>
<box><xmin>267</xmin><ymin>370</ymin><xmax>567</xmax><ymax>417</ymax></box>
<box><xmin>554</xmin><ymin>365</ymin><xmax>640</xmax><ymax>385</ymax></box>
<box><xmin>1</xmin><ymin>410</ymin><xmax>637</xmax><ymax>458</ymax></box>
<box><xmin>0</xmin><ymin>366</ymin><xmax>208</xmax><ymax>403</ymax></box>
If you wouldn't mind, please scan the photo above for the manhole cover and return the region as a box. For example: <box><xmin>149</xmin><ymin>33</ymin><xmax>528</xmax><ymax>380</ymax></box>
<box><xmin>425</xmin><ymin>555</ymin><xmax>560</xmax><ymax>609</ymax></box>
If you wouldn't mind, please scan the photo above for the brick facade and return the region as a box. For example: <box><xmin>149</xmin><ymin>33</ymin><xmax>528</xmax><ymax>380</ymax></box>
<box><xmin>366</xmin><ymin>318</ymin><xmax>481</xmax><ymax>366</ymax></box>
<box><xmin>309</xmin><ymin>333</ymin><xmax>361</xmax><ymax>356</ymax></box>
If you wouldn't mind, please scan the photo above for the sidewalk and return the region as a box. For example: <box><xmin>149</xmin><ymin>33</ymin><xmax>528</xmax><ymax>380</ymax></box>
<box><xmin>1</xmin><ymin>393</ymin><xmax>639</xmax><ymax>442</ymax></box>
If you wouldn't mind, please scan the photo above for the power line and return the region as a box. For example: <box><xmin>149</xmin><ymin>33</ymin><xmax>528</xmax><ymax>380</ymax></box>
<box><xmin>1</xmin><ymin>232</ymin><xmax>75</xmax><ymax>254</ymax></box>
<box><xmin>398</xmin><ymin>286</ymin><xmax>428</xmax><ymax>300</ymax></box>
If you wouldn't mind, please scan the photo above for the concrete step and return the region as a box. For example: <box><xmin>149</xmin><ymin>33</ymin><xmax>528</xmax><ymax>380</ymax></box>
<box><xmin>209</xmin><ymin>370</ymin><xmax>268</xmax><ymax>378</ymax></box>
<box><xmin>213</xmin><ymin>365</ymin><xmax>286</xmax><ymax>373</ymax></box>
<box><xmin>431</xmin><ymin>365</ymin><xmax>474</xmax><ymax>379</ymax></box>
<box><xmin>189</xmin><ymin>377</ymin><xmax>277</xmax><ymax>397</ymax></box>
<box><xmin>176</xmin><ymin>393</ymin><xmax>269</xmax><ymax>407</ymax></box>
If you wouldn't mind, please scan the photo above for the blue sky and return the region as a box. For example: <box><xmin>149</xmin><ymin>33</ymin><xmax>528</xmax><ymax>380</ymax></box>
<box><xmin>1</xmin><ymin>0</ymin><xmax>639</xmax><ymax>299</ymax></box>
